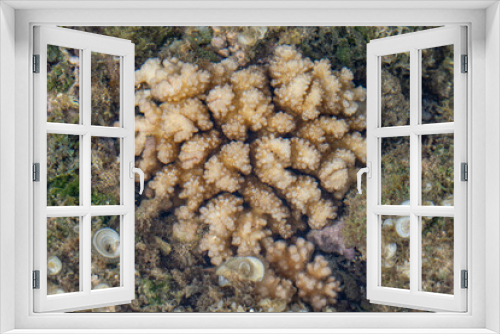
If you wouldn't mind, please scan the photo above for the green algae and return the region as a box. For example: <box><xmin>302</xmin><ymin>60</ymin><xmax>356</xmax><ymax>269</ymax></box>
<box><xmin>47</xmin><ymin>45</ymin><xmax>77</xmax><ymax>94</ymax></box>
<box><xmin>140</xmin><ymin>278</ymin><xmax>174</xmax><ymax>306</ymax></box>
<box><xmin>47</xmin><ymin>134</ymin><xmax>80</xmax><ymax>206</ymax></box>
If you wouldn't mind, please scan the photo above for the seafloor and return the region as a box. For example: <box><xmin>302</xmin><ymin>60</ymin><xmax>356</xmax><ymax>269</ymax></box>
<box><xmin>45</xmin><ymin>26</ymin><xmax>454</xmax><ymax>313</ymax></box>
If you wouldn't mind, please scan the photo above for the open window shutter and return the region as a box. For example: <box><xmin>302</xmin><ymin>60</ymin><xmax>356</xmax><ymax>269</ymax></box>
<box><xmin>33</xmin><ymin>26</ymin><xmax>136</xmax><ymax>312</ymax></box>
<box><xmin>365</xmin><ymin>26</ymin><xmax>467</xmax><ymax>312</ymax></box>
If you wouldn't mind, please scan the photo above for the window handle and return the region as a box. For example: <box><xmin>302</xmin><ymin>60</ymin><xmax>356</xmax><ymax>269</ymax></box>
<box><xmin>357</xmin><ymin>162</ymin><xmax>371</xmax><ymax>194</ymax></box>
<box><xmin>129</xmin><ymin>162</ymin><xmax>144</xmax><ymax>195</ymax></box>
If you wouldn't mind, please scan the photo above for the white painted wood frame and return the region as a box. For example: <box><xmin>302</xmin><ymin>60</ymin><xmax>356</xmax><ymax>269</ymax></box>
<box><xmin>366</xmin><ymin>26</ymin><xmax>467</xmax><ymax>312</ymax></box>
<box><xmin>1</xmin><ymin>2</ymin><xmax>496</xmax><ymax>333</ymax></box>
<box><xmin>32</xmin><ymin>26</ymin><xmax>135</xmax><ymax>312</ymax></box>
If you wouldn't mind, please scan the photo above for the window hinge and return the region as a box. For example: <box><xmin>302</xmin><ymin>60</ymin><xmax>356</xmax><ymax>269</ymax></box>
<box><xmin>33</xmin><ymin>54</ymin><xmax>40</xmax><ymax>73</ymax></box>
<box><xmin>461</xmin><ymin>54</ymin><xmax>468</xmax><ymax>73</ymax></box>
<box><xmin>461</xmin><ymin>270</ymin><xmax>468</xmax><ymax>289</ymax></box>
<box><xmin>461</xmin><ymin>162</ymin><xmax>468</xmax><ymax>181</ymax></box>
<box><xmin>33</xmin><ymin>270</ymin><xmax>40</xmax><ymax>289</ymax></box>
<box><xmin>33</xmin><ymin>163</ymin><xmax>40</xmax><ymax>182</ymax></box>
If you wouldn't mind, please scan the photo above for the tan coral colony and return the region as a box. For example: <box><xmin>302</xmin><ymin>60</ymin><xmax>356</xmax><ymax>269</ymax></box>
<box><xmin>134</xmin><ymin>45</ymin><xmax>366</xmax><ymax>311</ymax></box>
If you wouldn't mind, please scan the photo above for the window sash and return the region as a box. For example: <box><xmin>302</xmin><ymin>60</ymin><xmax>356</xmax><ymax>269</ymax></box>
<box><xmin>32</xmin><ymin>26</ymin><xmax>136</xmax><ymax>313</ymax></box>
<box><xmin>366</xmin><ymin>26</ymin><xmax>468</xmax><ymax>312</ymax></box>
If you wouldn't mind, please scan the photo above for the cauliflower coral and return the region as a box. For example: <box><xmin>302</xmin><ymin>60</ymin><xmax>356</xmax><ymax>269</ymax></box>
<box><xmin>134</xmin><ymin>45</ymin><xmax>367</xmax><ymax>311</ymax></box>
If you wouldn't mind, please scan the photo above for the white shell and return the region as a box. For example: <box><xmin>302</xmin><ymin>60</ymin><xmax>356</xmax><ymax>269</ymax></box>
<box><xmin>441</xmin><ymin>198</ymin><xmax>453</xmax><ymax>206</ymax></box>
<box><xmin>216</xmin><ymin>256</ymin><xmax>265</xmax><ymax>283</ymax></box>
<box><xmin>218</xmin><ymin>275</ymin><xmax>230</xmax><ymax>287</ymax></box>
<box><xmin>47</xmin><ymin>255</ymin><xmax>62</xmax><ymax>275</ymax></box>
<box><xmin>382</xmin><ymin>243</ymin><xmax>398</xmax><ymax>268</ymax></box>
<box><xmin>398</xmin><ymin>260</ymin><xmax>411</xmax><ymax>278</ymax></box>
<box><xmin>395</xmin><ymin>216</ymin><xmax>411</xmax><ymax>238</ymax></box>
<box><xmin>238</xmin><ymin>33</ymin><xmax>257</xmax><ymax>46</ymax></box>
<box><xmin>68</xmin><ymin>56</ymin><xmax>80</xmax><ymax>65</ymax></box>
<box><xmin>254</xmin><ymin>26</ymin><xmax>268</xmax><ymax>39</ymax></box>
<box><xmin>385</xmin><ymin>243</ymin><xmax>397</xmax><ymax>259</ymax></box>
<box><xmin>92</xmin><ymin>228</ymin><xmax>120</xmax><ymax>262</ymax></box>
<box><xmin>93</xmin><ymin>283</ymin><xmax>110</xmax><ymax>290</ymax></box>
<box><xmin>383</xmin><ymin>218</ymin><xmax>393</xmax><ymax>227</ymax></box>
<box><xmin>48</xmin><ymin>286</ymin><xmax>66</xmax><ymax>295</ymax></box>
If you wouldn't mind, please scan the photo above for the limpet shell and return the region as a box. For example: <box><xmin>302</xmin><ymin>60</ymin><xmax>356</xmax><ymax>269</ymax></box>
<box><xmin>92</xmin><ymin>228</ymin><xmax>120</xmax><ymax>263</ymax></box>
<box><xmin>395</xmin><ymin>216</ymin><xmax>411</xmax><ymax>238</ymax></box>
<box><xmin>382</xmin><ymin>243</ymin><xmax>397</xmax><ymax>268</ymax></box>
<box><xmin>216</xmin><ymin>256</ymin><xmax>265</xmax><ymax>285</ymax></box>
<box><xmin>93</xmin><ymin>283</ymin><xmax>110</xmax><ymax>290</ymax></box>
<box><xmin>383</xmin><ymin>218</ymin><xmax>394</xmax><ymax>227</ymax></box>
<box><xmin>47</xmin><ymin>255</ymin><xmax>62</xmax><ymax>275</ymax></box>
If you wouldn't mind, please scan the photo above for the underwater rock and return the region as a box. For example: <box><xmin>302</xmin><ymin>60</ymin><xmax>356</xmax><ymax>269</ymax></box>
<box><xmin>307</xmin><ymin>222</ymin><xmax>356</xmax><ymax>260</ymax></box>
<box><xmin>155</xmin><ymin>236</ymin><xmax>172</xmax><ymax>256</ymax></box>
<box><xmin>257</xmin><ymin>298</ymin><xmax>287</xmax><ymax>312</ymax></box>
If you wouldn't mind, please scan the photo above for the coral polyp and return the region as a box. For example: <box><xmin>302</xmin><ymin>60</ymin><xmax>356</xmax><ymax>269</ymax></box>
<box><xmin>92</xmin><ymin>228</ymin><xmax>120</xmax><ymax>263</ymax></box>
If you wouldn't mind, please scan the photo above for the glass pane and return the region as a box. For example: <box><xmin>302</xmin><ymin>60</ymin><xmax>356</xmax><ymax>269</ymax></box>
<box><xmin>91</xmin><ymin>216</ymin><xmax>121</xmax><ymax>289</ymax></box>
<box><xmin>381</xmin><ymin>137</ymin><xmax>410</xmax><ymax>205</ymax></box>
<box><xmin>381</xmin><ymin>52</ymin><xmax>410</xmax><ymax>127</ymax></box>
<box><xmin>421</xmin><ymin>45</ymin><xmax>454</xmax><ymax>124</ymax></box>
<box><xmin>381</xmin><ymin>215</ymin><xmax>410</xmax><ymax>289</ymax></box>
<box><xmin>421</xmin><ymin>216</ymin><xmax>454</xmax><ymax>294</ymax></box>
<box><xmin>47</xmin><ymin>217</ymin><xmax>80</xmax><ymax>295</ymax></box>
<box><xmin>91</xmin><ymin>52</ymin><xmax>121</xmax><ymax>127</ymax></box>
<box><xmin>422</xmin><ymin>134</ymin><xmax>454</xmax><ymax>206</ymax></box>
<box><xmin>47</xmin><ymin>45</ymin><xmax>80</xmax><ymax>124</ymax></box>
<box><xmin>47</xmin><ymin>134</ymin><xmax>80</xmax><ymax>206</ymax></box>
<box><xmin>91</xmin><ymin>137</ymin><xmax>120</xmax><ymax>205</ymax></box>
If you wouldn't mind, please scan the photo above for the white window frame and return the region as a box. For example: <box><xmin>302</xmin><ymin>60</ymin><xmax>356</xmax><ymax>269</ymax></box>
<box><xmin>1</xmin><ymin>1</ymin><xmax>499</xmax><ymax>333</ymax></box>
<box><xmin>33</xmin><ymin>26</ymin><xmax>136</xmax><ymax>312</ymax></box>
<box><xmin>366</xmin><ymin>26</ymin><xmax>468</xmax><ymax>312</ymax></box>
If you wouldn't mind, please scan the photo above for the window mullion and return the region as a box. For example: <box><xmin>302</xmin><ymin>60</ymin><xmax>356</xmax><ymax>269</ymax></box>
<box><xmin>413</xmin><ymin>123</ymin><xmax>454</xmax><ymax>135</ymax></box>
<box><xmin>89</xmin><ymin>126</ymin><xmax>128</xmax><ymax>138</ymax></box>
<box><xmin>89</xmin><ymin>205</ymin><xmax>129</xmax><ymax>216</ymax></box>
<box><xmin>372</xmin><ymin>205</ymin><xmax>454</xmax><ymax>217</ymax></box>
<box><xmin>81</xmin><ymin>213</ymin><xmax>91</xmax><ymax>293</ymax></box>
<box><xmin>409</xmin><ymin>47</ymin><xmax>421</xmax><ymax>294</ymax></box>
<box><xmin>81</xmin><ymin>47</ymin><xmax>92</xmax><ymax>294</ymax></box>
